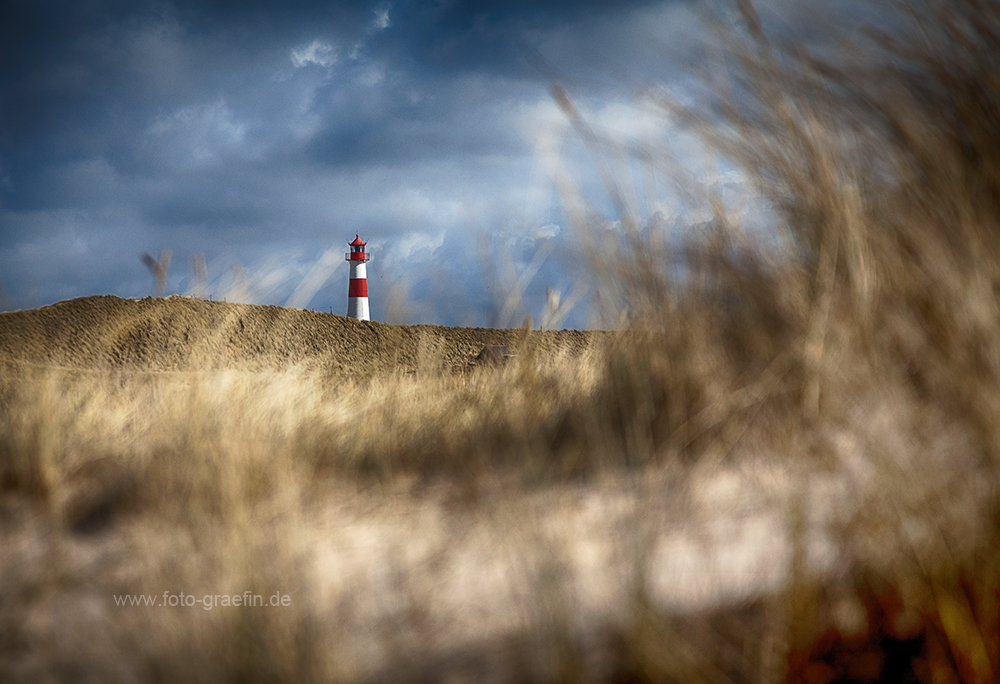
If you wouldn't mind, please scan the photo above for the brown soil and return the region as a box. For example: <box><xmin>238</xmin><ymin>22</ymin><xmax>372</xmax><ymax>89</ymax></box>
<box><xmin>0</xmin><ymin>295</ymin><xmax>602</xmax><ymax>376</ymax></box>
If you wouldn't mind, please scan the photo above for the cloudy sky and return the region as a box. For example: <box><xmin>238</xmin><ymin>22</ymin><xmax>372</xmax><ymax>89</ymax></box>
<box><xmin>0</xmin><ymin>0</ymin><xmax>853</xmax><ymax>326</ymax></box>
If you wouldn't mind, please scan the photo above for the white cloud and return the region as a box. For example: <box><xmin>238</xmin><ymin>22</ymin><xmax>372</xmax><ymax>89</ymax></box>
<box><xmin>593</xmin><ymin>101</ymin><xmax>665</xmax><ymax>143</ymax></box>
<box><xmin>356</xmin><ymin>62</ymin><xmax>386</xmax><ymax>87</ymax></box>
<box><xmin>148</xmin><ymin>100</ymin><xmax>248</xmax><ymax>168</ymax></box>
<box><xmin>371</xmin><ymin>6</ymin><xmax>391</xmax><ymax>31</ymax></box>
<box><xmin>291</xmin><ymin>39</ymin><xmax>339</xmax><ymax>69</ymax></box>
<box><xmin>347</xmin><ymin>5</ymin><xmax>389</xmax><ymax>62</ymax></box>
<box><xmin>387</xmin><ymin>187</ymin><xmax>464</xmax><ymax>228</ymax></box>
<box><xmin>383</xmin><ymin>231</ymin><xmax>446</xmax><ymax>266</ymax></box>
<box><xmin>512</xmin><ymin>98</ymin><xmax>568</xmax><ymax>143</ymax></box>
<box><xmin>529</xmin><ymin>223</ymin><xmax>560</xmax><ymax>240</ymax></box>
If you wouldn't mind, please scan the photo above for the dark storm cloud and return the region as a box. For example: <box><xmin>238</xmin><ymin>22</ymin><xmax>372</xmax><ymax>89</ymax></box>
<box><xmin>373</xmin><ymin>0</ymin><xmax>665</xmax><ymax>76</ymax></box>
<box><xmin>0</xmin><ymin>0</ymin><xmax>707</xmax><ymax>323</ymax></box>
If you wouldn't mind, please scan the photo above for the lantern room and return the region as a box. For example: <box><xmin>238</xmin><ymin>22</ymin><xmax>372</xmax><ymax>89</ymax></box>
<box><xmin>346</xmin><ymin>235</ymin><xmax>371</xmax><ymax>262</ymax></box>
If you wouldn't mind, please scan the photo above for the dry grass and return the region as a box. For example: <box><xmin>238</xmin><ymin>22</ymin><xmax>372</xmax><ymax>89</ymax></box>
<box><xmin>4</xmin><ymin>0</ymin><xmax>1000</xmax><ymax>681</ymax></box>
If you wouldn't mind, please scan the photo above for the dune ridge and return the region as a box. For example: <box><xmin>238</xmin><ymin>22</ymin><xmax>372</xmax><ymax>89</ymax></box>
<box><xmin>0</xmin><ymin>295</ymin><xmax>598</xmax><ymax>375</ymax></box>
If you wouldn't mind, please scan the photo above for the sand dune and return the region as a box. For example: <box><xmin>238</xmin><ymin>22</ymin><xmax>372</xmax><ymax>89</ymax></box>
<box><xmin>0</xmin><ymin>295</ymin><xmax>598</xmax><ymax>375</ymax></box>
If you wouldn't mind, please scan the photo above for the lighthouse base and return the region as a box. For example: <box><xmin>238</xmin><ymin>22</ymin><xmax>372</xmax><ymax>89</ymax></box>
<box><xmin>348</xmin><ymin>297</ymin><xmax>370</xmax><ymax>321</ymax></box>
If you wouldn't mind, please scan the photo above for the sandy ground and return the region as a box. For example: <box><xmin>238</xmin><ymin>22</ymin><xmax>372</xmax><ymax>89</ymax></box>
<box><xmin>0</xmin><ymin>295</ymin><xmax>598</xmax><ymax>375</ymax></box>
<box><xmin>0</xmin><ymin>458</ymin><xmax>870</xmax><ymax>682</ymax></box>
<box><xmin>301</xmin><ymin>464</ymin><xmax>848</xmax><ymax>681</ymax></box>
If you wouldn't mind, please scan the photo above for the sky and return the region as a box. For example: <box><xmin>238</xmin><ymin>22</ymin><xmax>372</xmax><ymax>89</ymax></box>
<box><xmin>0</xmin><ymin>0</ymin><xmax>854</xmax><ymax>327</ymax></box>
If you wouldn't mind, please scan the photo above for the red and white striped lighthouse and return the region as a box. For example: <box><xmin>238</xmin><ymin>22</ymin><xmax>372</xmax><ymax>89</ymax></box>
<box><xmin>345</xmin><ymin>234</ymin><xmax>371</xmax><ymax>320</ymax></box>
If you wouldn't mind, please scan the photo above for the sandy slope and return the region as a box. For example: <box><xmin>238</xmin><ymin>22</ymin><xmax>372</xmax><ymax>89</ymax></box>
<box><xmin>0</xmin><ymin>295</ymin><xmax>598</xmax><ymax>375</ymax></box>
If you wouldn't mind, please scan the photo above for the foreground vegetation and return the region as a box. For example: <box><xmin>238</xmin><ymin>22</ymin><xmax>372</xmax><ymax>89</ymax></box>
<box><xmin>3</xmin><ymin>0</ymin><xmax>1000</xmax><ymax>681</ymax></box>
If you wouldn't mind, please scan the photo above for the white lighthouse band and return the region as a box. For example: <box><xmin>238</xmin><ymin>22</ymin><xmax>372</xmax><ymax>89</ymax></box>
<box><xmin>345</xmin><ymin>234</ymin><xmax>371</xmax><ymax>321</ymax></box>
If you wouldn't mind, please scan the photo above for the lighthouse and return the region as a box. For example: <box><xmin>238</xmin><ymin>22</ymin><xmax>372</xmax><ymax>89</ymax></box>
<box><xmin>345</xmin><ymin>234</ymin><xmax>371</xmax><ymax>320</ymax></box>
